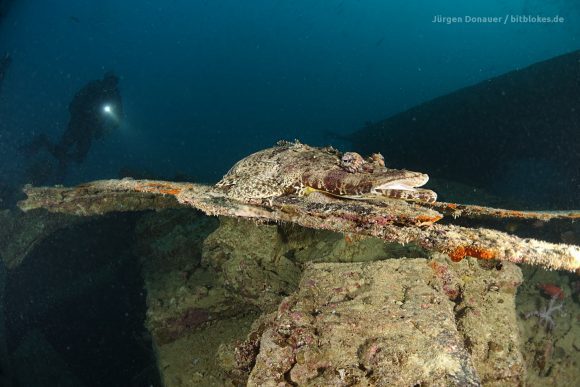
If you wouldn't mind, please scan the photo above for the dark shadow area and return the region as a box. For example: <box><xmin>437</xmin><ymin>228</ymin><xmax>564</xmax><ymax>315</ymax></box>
<box><xmin>348</xmin><ymin>50</ymin><xmax>580</xmax><ymax>210</ymax></box>
<box><xmin>0</xmin><ymin>180</ymin><xmax>23</xmax><ymax>210</ymax></box>
<box><xmin>0</xmin><ymin>52</ymin><xmax>10</xmax><ymax>95</ymax></box>
<box><xmin>0</xmin><ymin>0</ymin><xmax>14</xmax><ymax>21</ymax></box>
<box><xmin>5</xmin><ymin>213</ymin><xmax>161</xmax><ymax>387</ymax></box>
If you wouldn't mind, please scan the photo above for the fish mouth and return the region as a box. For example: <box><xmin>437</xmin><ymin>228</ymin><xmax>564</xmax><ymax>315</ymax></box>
<box><xmin>370</xmin><ymin>172</ymin><xmax>430</xmax><ymax>194</ymax></box>
<box><xmin>368</xmin><ymin>172</ymin><xmax>437</xmax><ymax>202</ymax></box>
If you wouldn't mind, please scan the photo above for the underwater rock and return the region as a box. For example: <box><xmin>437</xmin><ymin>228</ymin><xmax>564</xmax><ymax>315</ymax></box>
<box><xmin>430</xmin><ymin>254</ymin><xmax>526</xmax><ymax>385</ymax></box>
<box><xmin>156</xmin><ymin>314</ymin><xmax>259</xmax><ymax>387</ymax></box>
<box><xmin>286</xmin><ymin>224</ymin><xmax>428</xmax><ymax>264</ymax></box>
<box><xmin>136</xmin><ymin>211</ymin><xmax>527</xmax><ymax>385</ymax></box>
<box><xmin>244</xmin><ymin>260</ymin><xmax>482</xmax><ymax>386</ymax></box>
<box><xmin>135</xmin><ymin>208</ymin><xmax>218</xmax><ymax>275</ymax></box>
<box><xmin>135</xmin><ymin>209</ymin><xmax>244</xmax><ymax>346</ymax></box>
<box><xmin>237</xmin><ymin>257</ymin><xmax>526</xmax><ymax>385</ymax></box>
<box><xmin>202</xmin><ymin>217</ymin><xmax>428</xmax><ymax>312</ymax></box>
<box><xmin>202</xmin><ymin>217</ymin><xmax>302</xmax><ymax>312</ymax></box>
<box><xmin>348</xmin><ymin>50</ymin><xmax>580</xmax><ymax>208</ymax></box>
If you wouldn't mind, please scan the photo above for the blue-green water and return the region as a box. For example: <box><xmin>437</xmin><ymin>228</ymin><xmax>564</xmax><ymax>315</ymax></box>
<box><xmin>0</xmin><ymin>1</ymin><xmax>578</xmax><ymax>386</ymax></box>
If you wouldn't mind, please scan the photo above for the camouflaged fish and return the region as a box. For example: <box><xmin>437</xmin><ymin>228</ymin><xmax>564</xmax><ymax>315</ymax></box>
<box><xmin>216</xmin><ymin>141</ymin><xmax>437</xmax><ymax>203</ymax></box>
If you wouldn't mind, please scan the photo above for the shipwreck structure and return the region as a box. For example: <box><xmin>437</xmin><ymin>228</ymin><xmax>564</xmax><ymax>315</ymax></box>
<box><xmin>348</xmin><ymin>50</ymin><xmax>580</xmax><ymax>208</ymax></box>
<box><xmin>1</xmin><ymin>141</ymin><xmax>579</xmax><ymax>385</ymax></box>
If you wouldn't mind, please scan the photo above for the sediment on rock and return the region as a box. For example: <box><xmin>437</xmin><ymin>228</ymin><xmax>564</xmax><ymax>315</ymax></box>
<box><xmin>244</xmin><ymin>259</ymin><xmax>483</xmax><ymax>386</ymax></box>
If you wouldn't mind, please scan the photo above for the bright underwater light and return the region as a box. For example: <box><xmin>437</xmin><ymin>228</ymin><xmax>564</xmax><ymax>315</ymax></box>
<box><xmin>101</xmin><ymin>103</ymin><xmax>120</xmax><ymax>125</ymax></box>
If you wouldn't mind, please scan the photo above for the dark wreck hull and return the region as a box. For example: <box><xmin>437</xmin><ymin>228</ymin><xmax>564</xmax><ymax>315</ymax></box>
<box><xmin>348</xmin><ymin>50</ymin><xmax>580</xmax><ymax>209</ymax></box>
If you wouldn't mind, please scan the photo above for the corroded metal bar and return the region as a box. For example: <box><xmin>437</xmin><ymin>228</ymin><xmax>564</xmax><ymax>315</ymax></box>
<box><xmin>18</xmin><ymin>179</ymin><xmax>580</xmax><ymax>273</ymax></box>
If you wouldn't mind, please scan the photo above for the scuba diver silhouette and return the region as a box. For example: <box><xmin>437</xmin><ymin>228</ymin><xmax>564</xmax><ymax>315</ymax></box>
<box><xmin>24</xmin><ymin>72</ymin><xmax>123</xmax><ymax>181</ymax></box>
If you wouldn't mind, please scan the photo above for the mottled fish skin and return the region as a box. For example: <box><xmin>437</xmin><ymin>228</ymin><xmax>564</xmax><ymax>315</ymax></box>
<box><xmin>299</xmin><ymin>167</ymin><xmax>428</xmax><ymax>196</ymax></box>
<box><xmin>215</xmin><ymin>142</ymin><xmax>303</xmax><ymax>201</ymax></box>
<box><xmin>216</xmin><ymin>141</ymin><xmax>437</xmax><ymax>203</ymax></box>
